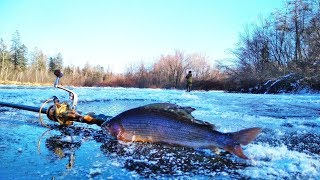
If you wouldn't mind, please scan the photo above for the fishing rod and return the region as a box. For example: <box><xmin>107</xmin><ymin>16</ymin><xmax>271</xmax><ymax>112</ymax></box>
<box><xmin>0</xmin><ymin>70</ymin><xmax>108</xmax><ymax>128</ymax></box>
<box><xmin>0</xmin><ymin>101</ymin><xmax>47</xmax><ymax>113</ymax></box>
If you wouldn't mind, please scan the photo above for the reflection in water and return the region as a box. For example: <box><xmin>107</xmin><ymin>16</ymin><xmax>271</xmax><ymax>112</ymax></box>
<box><xmin>39</xmin><ymin>126</ymin><xmax>107</xmax><ymax>173</ymax></box>
<box><xmin>45</xmin><ymin>135</ymin><xmax>80</xmax><ymax>169</ymax></box>
<box><xmin>42</xmin><ymin>127</ymin><xmax>82</xmax><ymax>169</ymax></box>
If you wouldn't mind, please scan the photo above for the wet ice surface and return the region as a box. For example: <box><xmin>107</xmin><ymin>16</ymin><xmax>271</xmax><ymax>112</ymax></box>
<box><xmin>0</xmin><ymin>85</ymin><xmax>319</xmax><ymax>179</ymax></box>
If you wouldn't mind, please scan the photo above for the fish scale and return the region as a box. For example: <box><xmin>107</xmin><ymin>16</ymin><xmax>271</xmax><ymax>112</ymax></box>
<box><xmin>121</xmin><ymin>114</ymin><xmax>211</xmax><ymax>141</ymax></box>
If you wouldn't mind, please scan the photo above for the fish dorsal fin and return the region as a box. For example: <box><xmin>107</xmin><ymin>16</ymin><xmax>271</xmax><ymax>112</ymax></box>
<box><xmin>142</xmin><ymin>103</ymin><xmax>195</xmax><ymax>113</ymax></box>
<box><xmin>141</xmin><ymin>103</ymin><xmax>216</xmax><ymax>130</ymax></box>
<box><xmin>141</xmin><ymin>103</ymin><xmax>195</xmax><ymax>119</ymax></box>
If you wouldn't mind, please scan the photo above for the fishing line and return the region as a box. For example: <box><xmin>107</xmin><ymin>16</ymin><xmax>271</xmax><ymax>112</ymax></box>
<box><xmin>37</xmin><ymin>128</ymin><xmax>53</xmax><ymax>154</ymax></box>
<box><xmin>39</xmin><ymin>98</ymin><xmax>54</xmax><ymax>128</ymax></box>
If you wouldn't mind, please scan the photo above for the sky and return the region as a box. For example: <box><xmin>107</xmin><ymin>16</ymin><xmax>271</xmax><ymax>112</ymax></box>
<box><xmin>0</xmin><ymin>0</ymin><xmax>285</xmax><ymax>73</ymax></box>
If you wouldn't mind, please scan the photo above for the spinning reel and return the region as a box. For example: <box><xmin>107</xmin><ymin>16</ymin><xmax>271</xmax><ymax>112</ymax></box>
<box><xmin>40</xmin><ymin>70</ymin><xmax>105</xmax><ymax>128</ymax></box>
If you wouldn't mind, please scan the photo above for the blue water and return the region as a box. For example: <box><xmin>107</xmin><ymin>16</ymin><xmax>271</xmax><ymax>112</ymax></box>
<box><xmin>0</xmin><ymin>86</ymin><xmax>319</xmax><ymax>179</ymax></box>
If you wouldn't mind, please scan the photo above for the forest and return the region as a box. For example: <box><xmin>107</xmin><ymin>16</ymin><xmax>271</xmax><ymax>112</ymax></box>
<box><xmin>0</xmin><ymin>0</ymin><xmax>319</xmax><ymax>93</ymax></box>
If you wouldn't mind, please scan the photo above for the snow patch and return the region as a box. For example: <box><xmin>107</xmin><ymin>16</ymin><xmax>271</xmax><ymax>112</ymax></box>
<box><xmin>242</xmin><ymin>143</ymin><xmax>320</xmax><ymax>178</ymax></box>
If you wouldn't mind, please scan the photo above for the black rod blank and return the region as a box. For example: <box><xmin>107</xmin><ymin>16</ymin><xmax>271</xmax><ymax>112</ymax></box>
<box><xmin>0</xmin><ymin>101</ymin><xmax>47</xmax><ymax>114</ymax></box>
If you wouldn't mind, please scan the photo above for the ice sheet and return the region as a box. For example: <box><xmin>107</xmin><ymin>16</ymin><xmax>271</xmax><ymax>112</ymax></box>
<box><xmin>0</xmin><ymin>85</ymin><xmax>319</xmax><ymax>179</ymax></box>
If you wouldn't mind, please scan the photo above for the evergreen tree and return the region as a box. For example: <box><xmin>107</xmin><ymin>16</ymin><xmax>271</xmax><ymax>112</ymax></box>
<box><xmin>48</xmin><ymin>53</ymin><xmax>63</xmax><ymax>71</ymax></box>
<box><xmin>31</xmin><ymin>47</ymin><xmax>47</xmax><ymax>71</ymax></box>
<box><xmin>10</xmin><ymin>30</ymin><xmax>27</xmax><ymax>71</ymax></box>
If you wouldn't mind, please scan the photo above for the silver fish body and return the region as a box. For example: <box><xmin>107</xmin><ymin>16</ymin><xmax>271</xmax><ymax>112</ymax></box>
<box><xmin>102</xmin><ymin>103</ymin><xmax>261</xmax><ymax>159</ymax></box>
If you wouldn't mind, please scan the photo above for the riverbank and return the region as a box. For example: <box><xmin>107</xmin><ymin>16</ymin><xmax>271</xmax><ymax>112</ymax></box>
<box><xmin>0</xmin><ymin>80</ymin><xmax>54</xmax><ymax>86</ymax></box>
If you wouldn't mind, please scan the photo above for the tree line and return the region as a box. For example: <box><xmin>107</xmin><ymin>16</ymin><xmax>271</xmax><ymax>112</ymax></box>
<box><xmin>0</xmin><ymin>30</ymin><xmax>223</xmax><ymax>89</ymax></box>
<box><xmin>225</xmin><ymin>0</ymin><xmax>320</xmax><ymax>92</ymax></box>
<box><xmin>1</xmin><ymin>0</ymin><xmax>319</xmax><ymax>92</ymax></box>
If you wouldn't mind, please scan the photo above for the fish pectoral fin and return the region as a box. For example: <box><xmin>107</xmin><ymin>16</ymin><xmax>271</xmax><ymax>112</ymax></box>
<box><xmin>224</xmin><ymin>145</ymin><xmax>249</xmax><ymax>159</ymax></box>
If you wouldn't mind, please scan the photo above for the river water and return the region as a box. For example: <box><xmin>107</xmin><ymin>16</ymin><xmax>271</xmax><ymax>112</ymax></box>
<box><xmin>0</xmin><ymin>86</ymin><xmax>319</xmax><ymax>179</ymax></box>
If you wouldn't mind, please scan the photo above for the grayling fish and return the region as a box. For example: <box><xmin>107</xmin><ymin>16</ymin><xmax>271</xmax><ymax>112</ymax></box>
<box><xmin>102</xmin><ymin>103</ymin><xmax>261</xmax><ymax>159</ymax></box>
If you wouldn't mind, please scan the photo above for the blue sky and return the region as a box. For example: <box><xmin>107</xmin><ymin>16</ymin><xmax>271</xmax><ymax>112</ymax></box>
<box><xmin>0</xmin><ymin>0</ymin><xmax>285</xmax><ymax>73</ymax></box>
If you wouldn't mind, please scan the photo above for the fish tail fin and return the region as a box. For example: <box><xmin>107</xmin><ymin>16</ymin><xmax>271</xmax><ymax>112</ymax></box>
<box><xmin>232</xmin><ymin>127</ymin><xmax>262</xmax><ymax>145</ymax></box>
<box><xmin>224</xmin><ymin>145</ymin><xmax>249</xmax><ymax>159</ymax></box>
<box><xmin>224</xmin><ymin>127</ymin><xmax>262</xmax><ymax>159</ymax></box>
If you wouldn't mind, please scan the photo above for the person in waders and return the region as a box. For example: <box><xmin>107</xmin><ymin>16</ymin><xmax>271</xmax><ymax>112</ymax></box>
<box><xmin>186</xmin><ymin>71</ymin><xmax>192</xmax><ymax>92</ymax></box>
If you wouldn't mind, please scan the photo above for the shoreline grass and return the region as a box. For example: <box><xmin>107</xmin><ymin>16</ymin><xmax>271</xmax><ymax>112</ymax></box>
<box><xmin>0</xmin><ymin>80</ymin><xmax>51</xmax><ymax>86</ymax></box>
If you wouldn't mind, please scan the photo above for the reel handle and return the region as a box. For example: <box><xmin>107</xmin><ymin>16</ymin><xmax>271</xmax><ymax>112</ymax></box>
<box><xmin>53</xmin><ymin>69</ymin><xmax>78</xmax><ymax>110</ymax></box>
<box><xmin>54</xmin><ymin>69</ymin><xmax>64</xmax><ymax>87</ymax></box>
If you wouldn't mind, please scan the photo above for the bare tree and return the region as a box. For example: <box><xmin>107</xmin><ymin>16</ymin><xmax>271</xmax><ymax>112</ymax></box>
<box><xmin>187</xmin><ymin>53</ymin><xmax>212</xmax><ymax>80</ymax></box>
<box><xmin>30</xmin><ymin>47</ymin><xmax>48</xmax><ymax>83</ymax></box>
<box><xmin>0</xmin><ymin>38</ymin><xmax>11</xmax><ymax>80</ymax></box>
<box><xmin>152</xmin><ymin>50</ymin><xmax>187</xmax><ymax>88</ymax></box>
